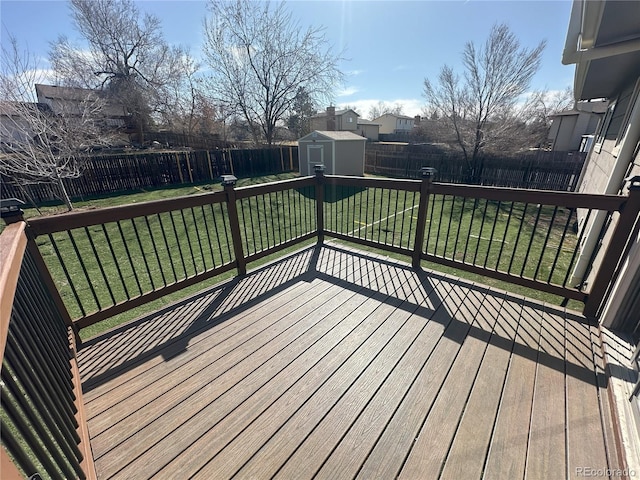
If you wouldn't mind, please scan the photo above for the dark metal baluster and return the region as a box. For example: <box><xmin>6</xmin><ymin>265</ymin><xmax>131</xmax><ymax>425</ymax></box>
<box><xmin>453</xmin><ymin>196</ymin><xmax>467</xmax><ymax>261</ymax></box>
<box><xmin>67</xmin><ymin>230</ymin><xmax>101</xmax><ymax>311</ymax></box>
<box><xmin>199</xmin><ymin>205</ymin><xmax>214</xmax><ymax>270</ymax></box>
<box><xmin>101</xmin><ymin>224</ymin><xmax>130</xmax><ymax>299</ymax></box>
<box><xmin>190</xmin><ymin>207</ymin><xmax>207</xmax><ymax>273</ymax></box>
<box><xmin>84</xmin><ymin>226</ymin><xmax>116</xmax><ymax>306</ymax></box>
<box><xmin>473</xmin><ymin>199</ymin><xmax>490</xmax><ymax>266</ymax></box>
<box><xmin>216</xmin><ymin>202</ymin><xmax>233</xmax><ymax>261</ymax></box>
<box><xmin>117</xmin><ymin>220</ymin><xmax>143</xmax><ymax>295</ymax></box>
<box><xmin>443</xmin><ymin>196</ymin><xmax>456</xmax><ymax>260</ymax></box>
<box><xmin>520</xmin><ymin>203</ymin><xmax>543</xmax><ymax>278</ymax></box>
<box><xmin>534</xmin><ymin>206</ymin><xmax>559</xmax><ymax>281</ymax></box>
<box><xmin>143</xmin><ymin>216</ymin><xmax>168</xmax><ymax>287</ymax></box>
<box><xmin>156</xmin><ymin>213</ymin><xmax>178</xmax><ymax>283</ymax></box>
<box><xmin>495</xmin><ymin>202</ymin><xmax>515</xmax><ymax>271</ymax></box>
<box><xmin>483</xmin><ymin>200</ymin><xmax>502</xmax><ymax>269</ymax></box>
<box><xmin>48</xmin><ymin>233</ymin><xmax>85</xmax><ymax>317</ymax></box>
<box><xmin>507</xmin><ymin>203</ymin><xmax>530</xmax><ymax>275</ymax></box>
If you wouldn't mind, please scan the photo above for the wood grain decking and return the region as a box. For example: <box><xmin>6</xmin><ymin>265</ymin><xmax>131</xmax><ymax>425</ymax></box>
<box><xmin>77</xmin><ymin>244</ymin><xmax>622</xmax><ymax>479</ymax></box>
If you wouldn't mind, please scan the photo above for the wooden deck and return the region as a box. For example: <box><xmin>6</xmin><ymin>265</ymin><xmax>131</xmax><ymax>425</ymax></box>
<box><xmin>78</xmin><ymin>244</ymin><xmax>623</xmax><ymax>480</ymax></box>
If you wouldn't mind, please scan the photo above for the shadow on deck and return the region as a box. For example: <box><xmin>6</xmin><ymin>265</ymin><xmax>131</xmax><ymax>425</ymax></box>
<box><xmin>77</xmin><ymin>244</ymin><xmax>625</xmax><ymax>479</ymax></box>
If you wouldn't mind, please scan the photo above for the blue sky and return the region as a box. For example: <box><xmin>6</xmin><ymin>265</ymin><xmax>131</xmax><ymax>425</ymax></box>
<box><xmin>1</xmin><ymin>0</ymin><xmax>576</xmax><ymax>118</ymax></box>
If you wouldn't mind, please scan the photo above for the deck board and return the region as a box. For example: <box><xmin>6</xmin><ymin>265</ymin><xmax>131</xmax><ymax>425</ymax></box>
<box><xmin>77</xmin><ymin>244</ymin><xmax>620</xmax><ymax>480</ymax></box>
<box><xmin>482</xmin><ymin>298</ymin><xmax>541</xmax><ymax>479</ymax></box>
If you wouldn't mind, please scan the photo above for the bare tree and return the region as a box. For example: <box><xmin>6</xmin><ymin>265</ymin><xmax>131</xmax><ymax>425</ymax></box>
<box><xmin>1</xmin><ymin>36</ymin><xmax>109</xmax><ymax>210</ymax></box>
<box><xmin>368</xmin><ymin>101</ymin><xmax>404</xmax><ymax>120</ymax></box>
<box><xmin>159</xmin><ymin>54</ymin><xmax>203</xmax><ymax>137</ymax></box>
<box><xmin>50</xmin><ymin>0</ymin><xmax>189</xmax><ymax>141</ymax></box>
<box><xmin>424</xmin><ymin>23</ymin><xmax>545</xmax><ymax>181</ymax></box>
<box><xmin>202</xmin><ymin>0</ymin><xmax>344</xmax><ymax>146</ymax></box>
<box><xmin>522</xmin><ymin>87</ymin><xmax>575</xmax><ymax>146</ymax></box>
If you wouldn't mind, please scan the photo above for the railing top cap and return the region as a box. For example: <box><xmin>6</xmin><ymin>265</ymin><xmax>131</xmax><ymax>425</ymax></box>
<box><xmin>0</xmin><ymin>198</ymin><xmax>25</xmax><ymax>217</ymax></box>
<box><xmin>420</xmin><ymin>167</ymin><xmax>437</xmax><ymax>177</ymax></box>
<box><xmin>221</xmin><ymin>175</ymin><xmax>237</xmax><ymax>186</ymax></box>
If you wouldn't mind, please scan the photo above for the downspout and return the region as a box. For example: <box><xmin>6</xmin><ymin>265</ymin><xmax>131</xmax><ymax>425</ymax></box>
<box><xmin>570</xmin><ymin>93</ymin><xmax>640</xmax><ymax>287</ymax></box>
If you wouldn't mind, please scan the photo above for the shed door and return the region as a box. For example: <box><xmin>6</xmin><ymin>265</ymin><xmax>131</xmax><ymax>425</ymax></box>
<box><xmin>307</xmin><ymin>145</ymin><xmax>324</xmax><ymax>173</ymax></box>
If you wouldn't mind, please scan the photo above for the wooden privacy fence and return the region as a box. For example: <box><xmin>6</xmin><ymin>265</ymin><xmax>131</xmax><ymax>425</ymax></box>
<box><xmin>365</xmin><ymin>146</ymin><xmax>587</xmax><ymax>191</ymax></box>
<box><xmin>1</xmin><ymin>146</ymin><xmax>299</xmax><ymax>205</ymax></box>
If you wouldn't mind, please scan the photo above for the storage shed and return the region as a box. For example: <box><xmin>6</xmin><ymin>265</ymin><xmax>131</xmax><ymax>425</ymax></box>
<box><xmin>298</xmin><ymin>130</ymin><xmax>366</xmax><ymax>176</ymax></box>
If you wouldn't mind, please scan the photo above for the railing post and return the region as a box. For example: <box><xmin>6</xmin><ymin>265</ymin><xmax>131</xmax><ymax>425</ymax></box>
<box><xmin>412</xmin><ymin>167</ymin><xmax>436</xmax><ymax>269</ymax></box>
<box><xmin>584</xmin><ymin>176</ymin><xmax>640</xmax><ymax>319</ymax></box>
<box><xmin>315</xmin><ymin>165</ymin><xmax>325</xmax><ymax>244</ymax></box>
<box><xmin>222</xmin><ymin>175</ymin><xmax>246</xmax><ymax>276</ymax></box>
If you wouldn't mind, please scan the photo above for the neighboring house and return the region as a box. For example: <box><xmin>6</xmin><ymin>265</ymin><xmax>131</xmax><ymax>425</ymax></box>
<box><xmin>355</xmin><ymin>118</ymin><xmax>380</xmax><ymax>141</ymax></box>
<box><xmin>546</xmin><ymin>100</ymin><xmax>608</xmax><ymax>151</ymax></box>
<box><xmin>0</xmin><ymin>101</ymin><xmax>52</xmax><ymax>145</ymax></box>
<box><xmin>310</xmin><ymin>106</ymin><xmax>379</xmax><ymax>141</ymax></box>
<box><xmin>310</xmin><ymin>107</ymin><xmax>359</xmax><ymax>132</ymax></box>
<box><xmin>563</xmin><ymin>0</ymin><xmax>640</xmax><ymax>469</ymax></box>
<box><xmin>35</xmin><ymin>84</ymin><xmax>128</xmax><ymax>128</ymax></box>
<box><xmin>372</xmin><ymin>113</ymin><xmax>415</xmax><ymax>135</ymax></box>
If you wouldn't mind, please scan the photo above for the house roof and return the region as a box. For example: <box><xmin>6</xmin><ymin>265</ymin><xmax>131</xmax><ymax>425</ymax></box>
<box><xmin>372</xmin><ymin>113</ymin><xmax>415</xmax><ymax>121</ymax></box>
<box><xmin>311</xmin><ymin>109</ymin><xmax>360</xmax><ymax>118</ymax></box>
<box><xmin>357</xmin><ymin>118</ymin><xmax>380</xmax><ymax>126</ymax></box>
<box><xmin>298</xmin><ymin>130</ymin><xmax>367</xmax><ymax>142</ymax></box>
<box><xmin>0</xmin><ymin>101</ymin><xmax>53</xmax><ymax>116</ymax></box>
<box><xmin>35</xmin><ymin>84</ymin><xmax>127</xmax><ymax>117</ymax></box>
<box><xmin>562</xmin><ymin>0</ymin><xmax>640</xmax><ymax>100</ymax></box>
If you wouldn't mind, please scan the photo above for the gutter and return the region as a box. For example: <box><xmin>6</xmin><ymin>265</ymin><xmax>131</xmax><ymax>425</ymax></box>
<box><xmin>563</xmin><ymin>0</ymin><xmax>640</xmax><ymax>67</ymax></box>
<box><xmin>563</xmin><ymin>35</ymin><xmax>640</xmax><ymax>65</ymax></box>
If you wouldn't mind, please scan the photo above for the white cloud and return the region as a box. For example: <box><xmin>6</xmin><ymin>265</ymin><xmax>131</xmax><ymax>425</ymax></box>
<box><xmin>346</xmin><ymin>69</ymin><xmax>365</xmax><ymax>76</ymax></box>
<box><xmin>337</xmin><ymin>86</ymin><xmax>359</xmax><ymax>97</ymax></box>
<box><xmin>337</xmin><ymin>97</ymin><xmax>425</xmax><ymax>119</ymax></box>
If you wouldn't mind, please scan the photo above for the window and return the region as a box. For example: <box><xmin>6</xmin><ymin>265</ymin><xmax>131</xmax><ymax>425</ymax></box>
<box><xmin>593</xmin><ymin>101</ymin><xmax>615</xmax><ymax>153</ymax></box>
<box><xmin>614</xmin><ymin>78</ymin><xmax>640</xmax><ymax>155</ymax></box>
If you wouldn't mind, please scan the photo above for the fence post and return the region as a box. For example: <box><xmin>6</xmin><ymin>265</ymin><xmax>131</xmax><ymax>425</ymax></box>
<box><xmin>222</xmin><ymin>175</ymin><xmax>246</xmax><ymax>276</ymax></box>
<box><xmin>412</xmin><ymin>167</ymin><xmax>436</xmax><ymax>269</ymax></box>
<box><xmin>315</xmin><ymin>165</ymin><xmax>325</xmax><ymax>244</ymax></box>
<box><xmin>185</xmin><ymin>152</ymin><xmax>194</xmax><ymax>183</ymax></box>
<box><xmin>583</xmin><ymin>176</ymin><xmax>640</xmax><ymax>319</ymax></box>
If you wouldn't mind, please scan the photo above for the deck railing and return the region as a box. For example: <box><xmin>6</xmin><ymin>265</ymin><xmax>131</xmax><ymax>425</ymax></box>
<box><xmin>5</xmin><ymin>169</ymin><xmax>640</xmax><ymax>336</ymax></box>
<box><xmin>322</xmin><ymin>171</ymin><xmax>640</xmax><ymax>318</ymax></box>
<box><xmin>0</xmin><ymin>221</ymin><xmax>95</xmax><ymax>479</ymax></box>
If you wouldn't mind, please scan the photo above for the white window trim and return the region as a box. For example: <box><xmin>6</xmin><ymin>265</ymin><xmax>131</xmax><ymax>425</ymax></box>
<box><xmin>594</xmin><ymin>100</ymin><xmax>616</xmax><ymax>154</ymax></box>
<box><xmin>614</xmin><ymin>78</ymin><xmax>640</xmax><ymax>157</ymax></box>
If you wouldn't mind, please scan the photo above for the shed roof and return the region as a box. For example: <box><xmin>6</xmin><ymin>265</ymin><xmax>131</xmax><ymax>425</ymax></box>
<box><xmin>298</xmin><ymin>130</ymin><xmax>367</xmax><ymax>142</ymax></box>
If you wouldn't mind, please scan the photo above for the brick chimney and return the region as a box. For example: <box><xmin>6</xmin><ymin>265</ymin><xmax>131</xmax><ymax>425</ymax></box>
<box><xmin>414</xmin><ymin>115</ymin><xmax>422</xmax><ymax>126</ymax></box>
<box><xmin>326</xmin><ymin>106</ymin><xmax>336</xmax><ymax>131</ymax></box>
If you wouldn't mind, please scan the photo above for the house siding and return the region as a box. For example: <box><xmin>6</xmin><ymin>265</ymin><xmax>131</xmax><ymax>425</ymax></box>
<box><xmin>574</xmin><ymin>76</ymin><xmax>640</xmax><ymax>305</ymax></box>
